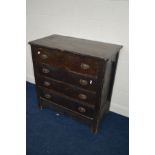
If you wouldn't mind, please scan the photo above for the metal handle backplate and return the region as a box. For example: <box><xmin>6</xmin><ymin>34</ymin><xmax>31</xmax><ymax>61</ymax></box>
<box><xmin>78</xmin><ymin>106</ymin><xmax>86</xmax><ymax>113</ymax></box>
<box><xmin>80</xmin><ymin>63</ymin><xmax>90</xmax><ymax>70</ymax></box>
<box><xmin>44</xmin><ymin>93</ymin><xmax>51</xmax><ymax>99</ymax></box>
<box><xmin>78</xmin><ymin>94</ymin><xmax>87</xmax><ymax>100</ymax></box>
<box><xmin>41</xmin><ymin>54</ymin><xmax>48</xmax><ymax>59</ymax></box>
<box><xmin>79</xmin><ymin>79</ymin><xmax>88</xmax><ymax>86</ymax></box>
<box><xmin>42</xmin><ymin>68</ymin><xmax>50</xmax><ymax>73</ymax></box>
<box><xmin>43</xmin><ymin>81</ymin><xmax>50</xmax><ymax>86</ymax></box>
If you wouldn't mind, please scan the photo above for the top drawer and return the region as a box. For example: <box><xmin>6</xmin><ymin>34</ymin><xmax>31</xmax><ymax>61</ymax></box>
<box><xmin>32</xmin><ymin>46</ymin><xmax>100</xmax><ymax>77</ymax></box>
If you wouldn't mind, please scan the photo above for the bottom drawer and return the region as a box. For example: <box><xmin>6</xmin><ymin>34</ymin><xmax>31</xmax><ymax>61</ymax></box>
<box><xmin>39</xmin><ymin>87</ymin><xmax>95</xmax><ymax>118</ymax></box>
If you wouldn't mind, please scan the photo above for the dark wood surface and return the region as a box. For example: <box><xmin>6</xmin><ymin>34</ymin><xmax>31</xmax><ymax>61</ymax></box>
<box><xmin>36</xmin><ymin>75</ymin><xmax>97</xmax><ymax>105</ymax></box>
<box><xmin>29</xmin><ymin>34</ymin><xmax>122</xmax><ymax>60</ymax></box>
<box><xmin>39</xmin><ymin>87</ymin><xmax>95</xmax><ymax>118</ymax></box>
<box><xmin>32</xmin><ymin>46</ymin><xmax>100</xmax><ymax>76</ymax></box>
<box><xmin>36</xmin><ymin>63</ymin><xmax>98</xmax><ymax>91</ymax></box>
<box><xmin>29</xmin><ymin>34</ymin><xmax>122</xmax><ymax>133</ymax></box>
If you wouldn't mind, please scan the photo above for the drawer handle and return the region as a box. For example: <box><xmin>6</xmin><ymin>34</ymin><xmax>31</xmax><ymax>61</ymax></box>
<box><xmin>42</xmin><ymin>68</ymin><xmax>50</xmax><ymax>73</ymax></box>
<box><xmin>41</xmin><ymin>54</ymin><xmax>48</xmax><ymax>59</ymax></box>
<box><xmin>78</xmin><ymin>94</ymin><xmax>87</xmax><ymax>100</ymax></box>
<box><xmin>80</xmin><ymin>63</ymin><xmax>90</xmax><ymax>70</ymax></box>
<box><xmin>44</xmin><ymin>93</ymin><xmax>51</xmax><ymax>99</ymax></box>
<box><xmin>43</xmin><ymin>81</ymin><xmax>51</xmax><ymax>86</ymax></box>
<box><xmin>79</xmin><ymin>79</ymin><xmax>88</xmax><ymax>86</ymax></box>
<box><xmin>78</xmin><ymin>106</ymin><xmax>86</xmax><ymax>113</ymax></box>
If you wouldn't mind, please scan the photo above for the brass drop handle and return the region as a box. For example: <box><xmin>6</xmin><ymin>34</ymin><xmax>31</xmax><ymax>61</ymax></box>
<box><xmin>44</xmin><ymin>93</ymin><xmax>51</xmax><ymax>99</ymax></box>
<box><xmin>79</xmin><ymin>79</ymin><xmax>88</xmax><ymax>86</ymax></box>
<box><xmin>43</xmin><ymin>81</ymin><xmax>51</xmax><ymax>86</ymax></box>
<box><xmin>37</xmin><ymin>50</ymin><xmax>48</xmax><ymax>59</ymax></box>
<box><xmin>42</xmin><ymin>68</ymin><xmax>50</xmax><ymax>73</ymax></box>
<box><xmin>80</xmin><ymin>63</ymin><xmax>90</xmax><ymax>70</ymax></box>
<box><xmin>78</xmin><ymin>106</ymin><xmax>86</xmax><ymax>113</ymax></box>
<box><xmin>78</xmin><ymin>94</ymin><xmax>87</xmax><ymax>100</ymax></box>
<box><xmin>41</xmin><ymin>54</ymin><xmax>48</xmax><ymax>59</ymax></box>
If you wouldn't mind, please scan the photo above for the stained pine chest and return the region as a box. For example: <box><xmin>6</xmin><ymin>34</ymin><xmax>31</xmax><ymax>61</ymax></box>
<box><xmin>29</xmin><ymin>34</ymin><xmax>122</xmax><ymax>133</ymax></box>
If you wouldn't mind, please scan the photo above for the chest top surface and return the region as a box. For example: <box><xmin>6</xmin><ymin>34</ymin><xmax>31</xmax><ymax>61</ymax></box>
<box><xmin>29</xmin><ymin>34</ymin><xmax>122</xmax><ymax>60</ymax></box>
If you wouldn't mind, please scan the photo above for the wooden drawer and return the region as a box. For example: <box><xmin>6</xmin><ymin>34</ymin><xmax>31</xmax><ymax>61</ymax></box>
<box><xmin>36</xmin><ymin>75</ymin><xmax>97</xmax><ymax>105</ymax></box>
<box><xmin>39</xmin><ymin>87</ymin><xmax>95</xmax><ymax>118</ymax></box>
<box><xmin>36</xmin><ymin>63</ymin><xmax>98</xmax><ymax>91</ymax></box>
<box><xmin>32</xmin><ymin>46</ymin><xmax>100</xmax><ymax>77</ymax></box>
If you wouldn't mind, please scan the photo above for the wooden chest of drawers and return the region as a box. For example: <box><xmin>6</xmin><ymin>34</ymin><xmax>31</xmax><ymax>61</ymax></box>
<box><xmin>29</xmin><ymin>34</ymin><xmax>122</xmax><ymax>133</ymax></box>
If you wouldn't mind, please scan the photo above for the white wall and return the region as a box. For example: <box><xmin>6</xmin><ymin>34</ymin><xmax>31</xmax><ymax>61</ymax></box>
<box><xmin>26</xmin><ymin>0</ymin><xmax>129</xmax><ymax>117</ymax></box>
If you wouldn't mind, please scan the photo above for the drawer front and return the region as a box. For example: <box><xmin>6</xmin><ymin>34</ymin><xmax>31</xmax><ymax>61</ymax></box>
<box><xmin>36</xmin><ymin>63</ymin><xmax>98</xmax><ymax>91</ymax></box>
<box><xmin>36</xmin><ymin>75</ymin><xmax>96</xmax><ymax>105</ymax></box>
<box><xmin>32</xmin><ymin>46</ymin><xmax>100</xmax><ymax>77</ymax></box>
<box><xmin>39</xmin><ymin>87</ymin><xmax>95</xmax><ymax>118</ymax></box>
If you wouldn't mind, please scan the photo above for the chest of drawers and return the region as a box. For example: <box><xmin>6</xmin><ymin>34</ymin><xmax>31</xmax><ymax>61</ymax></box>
<box><xmin>29</xmin><ymin>34</ymin><xmax>122</xmax><ymax>133</ymax></box>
